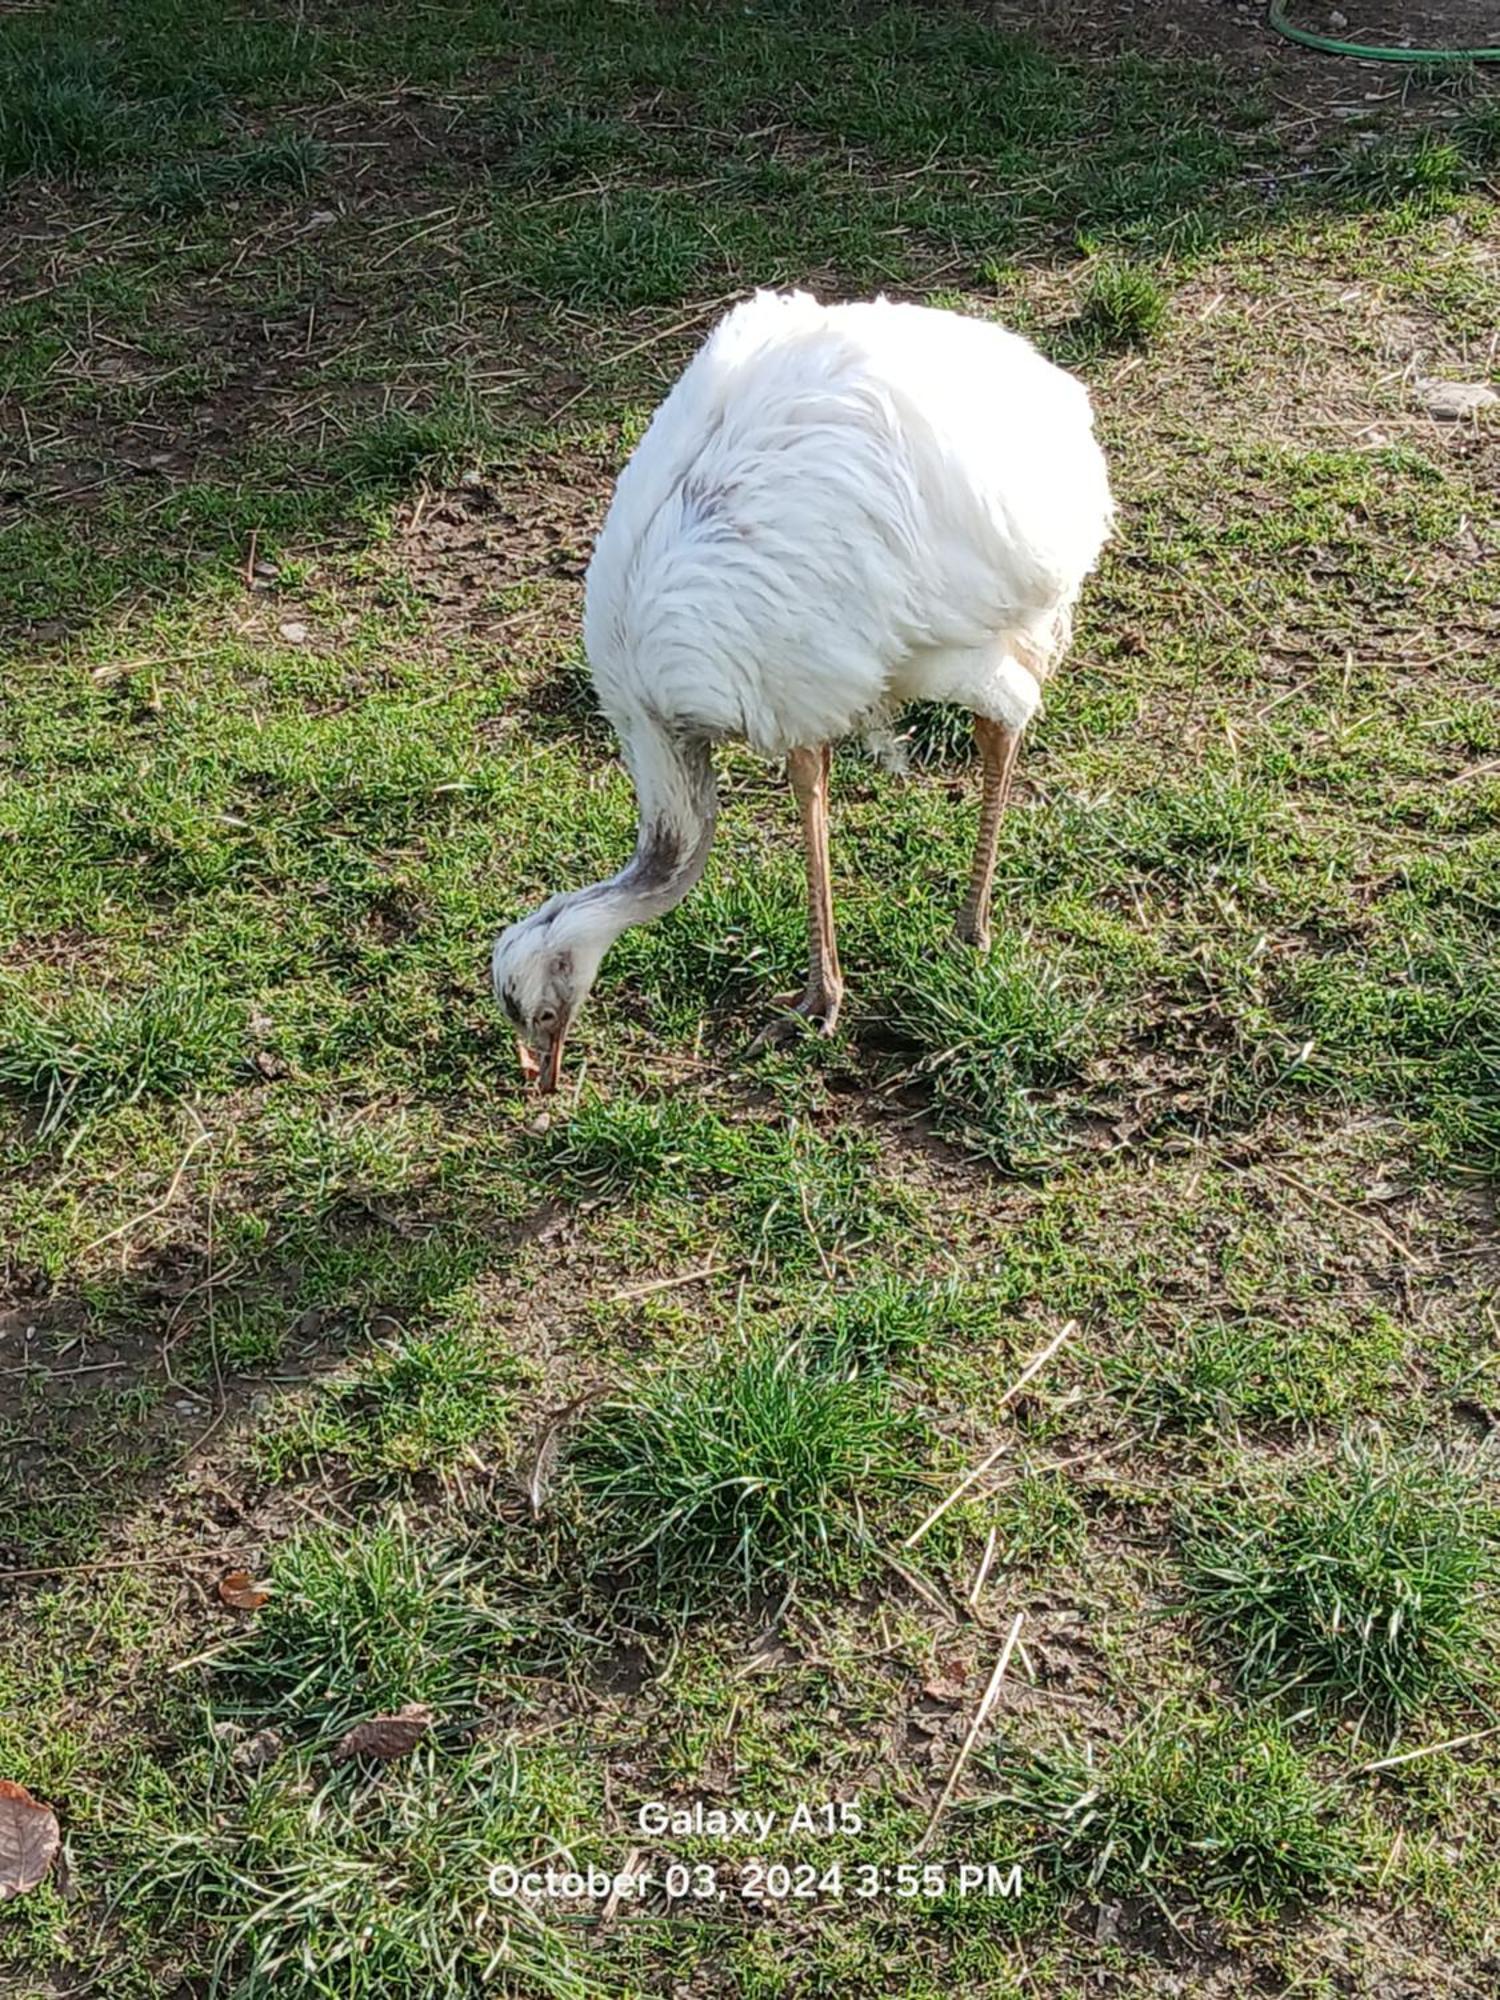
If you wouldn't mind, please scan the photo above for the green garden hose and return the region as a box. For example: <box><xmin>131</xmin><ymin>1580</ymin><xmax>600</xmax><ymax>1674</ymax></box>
<box><xmin>1266</xmin><ymin>2</ymin><xmax>1500</xmax><ymax>62</ymax></box>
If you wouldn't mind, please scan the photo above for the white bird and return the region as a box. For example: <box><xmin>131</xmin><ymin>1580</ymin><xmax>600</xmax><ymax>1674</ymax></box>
<box><xmin>493</xmin><ymin>290</ymin><xmax>1112</xmax><ymax>1092</ymax></box>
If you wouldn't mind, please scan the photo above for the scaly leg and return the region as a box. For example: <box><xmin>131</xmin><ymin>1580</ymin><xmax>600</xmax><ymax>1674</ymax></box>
<box><xmin>955</xmin><ymin>717</ymin><xmax>1021</xmax><ymax>951</ymax></box>
<box><xmin>751</xmin><ymin>743</ymin><xmax>843</xmax><ymax>1047</ymax></box>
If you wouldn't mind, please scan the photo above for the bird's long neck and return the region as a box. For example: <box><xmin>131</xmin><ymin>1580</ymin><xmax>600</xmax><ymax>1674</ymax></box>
<box><xmin>572</xmin><ymin>716</ymin><xmax>717</xmax><ymax>945</ymax></box>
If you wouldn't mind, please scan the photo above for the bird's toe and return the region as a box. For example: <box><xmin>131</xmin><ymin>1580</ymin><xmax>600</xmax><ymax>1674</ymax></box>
<box><xmin>747</xmin><ymin>984</ymin><xmax>843</xmax><ymax>1054</ymax></box>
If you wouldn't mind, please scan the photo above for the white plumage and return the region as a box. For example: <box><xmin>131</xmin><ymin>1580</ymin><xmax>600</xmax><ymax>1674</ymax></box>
<box><xmin>588</xmin><ymin>288</ymin><xmax>1109</xmax><ymax>753</ymax></box>
<box><xmin>494</xmin><ymin>290</ymin><xmax>1113</xmax><ymax>1091</ymax></box>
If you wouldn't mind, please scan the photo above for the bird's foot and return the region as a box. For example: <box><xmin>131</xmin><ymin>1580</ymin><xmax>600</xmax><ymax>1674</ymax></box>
<box><xmin>747</xmin><ymin>981</ymin><xmax>844</xmax><ymax>1054</ymax></box>
<box><xmin>954</xmin><ymin>910</ymin><xmax>992</xmax><ymax>951</ymax></box>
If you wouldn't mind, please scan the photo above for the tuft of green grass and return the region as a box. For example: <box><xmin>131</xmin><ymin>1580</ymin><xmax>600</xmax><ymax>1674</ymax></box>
<box><xmin>1117</xmin><ymin>771</ymin><xmax>1281</xmax><ymax>878</ymax></box>
<box><xmin>0</xmin><ymin>972</ymin><xmax>244</xmax><ymax>1136</ymax></box>
<box><xmin>570</xmin><ymin>1334</ymin><xmax>915</xmax><ymax>1608</ymax></box>
<box><xmin>1339</xmin><ymin>132</ymin><xmax>1470</xmax><ymax>206</ymax></box>
<box><xmin>1264</xmin><ymin>932</ymin><xmax>1500</xmax><ymax>1172</ymax></box>
<box><xmin>1068</xmin><ymin>258</ymin><xmax>1168</xmax><ymax>352</ymax></box>
<box><xmin>622</xmin><ymin>867</ymin><xmax>808</xmax><ymax>1012</ymax></box>
<box><xmin>143</xmin><ymin>129</ymin><xmax>327</xmax><ymax>213</ymax></box>
<box><xmin>0</xmin><ymin>39</ymin><xmax>228</xmax><ymax>184</ymax></box>
<box><xmin>132</xmin><ymin>1739</ymin><xmax>596</xmax><ymax>2000</ymax></box>
<box><xmin>542</xmin><ymin>1094</ymin><xmax>706</xmax><ymax>1200</ymax></box>
<box><xmin>0</xmin><ymin>48</ymin><xmax>134</xmax><ymax>180</ymax></box>
<box><xmin>1180</xmin><ymin>1440</ymin><xmax>1500</xmax><ymax>1731</ymax></box>
<box><xmin>1458</xmin><ymin>97</ymin><xmax>1500</xmax><ymax>164</ymax></box>
<box><xmin>803</xmin><ymin>1270</ymin><xmax>991</xmax><ymax>1374</ymax></box>
<box><xmin>335</xmin><ymin>405</ymin><xmax>492</xmax><ymax>489</ymax></box>
<box><xmin>1106</xmin><ymin>1311</ymin><xmax>1407</xmax><ymax>1431</ymax></box>
<box><xmin>717</xmin><ymin>1117</ymin><xmax>902</xmax><ymax>1267</ymax></box>
<box><xmin>900</xmin><ymin>701</ymin><xmax>982</xmax><ymax>766</ymax></box>
<box><xmin>218</xmin><ymin>1516</ymin><xmax>520</xmax><ymax>1737</ymax></box>
<box><xmin>256</xmin><ymin>1323</ymin><xmax>523</xmax><ymax>1484</ymax></box>
<box><xmin>981</xmin><ymin>1705</ymin><xmax>1357</xmax><ymax>1915</ymax></box>
<box><xmin>886</xmin><ymin>942</ymin><xmax>1093</xmax><ymax>1165</ymax></box>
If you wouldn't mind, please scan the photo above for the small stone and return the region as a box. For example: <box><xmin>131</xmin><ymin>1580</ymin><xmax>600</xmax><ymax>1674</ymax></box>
<box><xmin>278</xmin><ymin>620</ymin><xmax>309</xmax><ymax>643</ymax></box>
<box><xmin>1417</xmin><ymin>378</ymin><xmax>1498</xmax><ymax>421</ymax></box>
<box><xmin>1329</xmin><ymin>9</ymin><xmax>1347</xmax><ymax>26</ymax></box>
<box><xmin>231</xmin><ymin>1727</ymin><xmax>284</xmax><ymax>1771</ymax></box>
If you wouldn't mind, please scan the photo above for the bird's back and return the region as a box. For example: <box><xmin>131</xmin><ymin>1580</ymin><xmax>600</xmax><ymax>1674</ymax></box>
<box><xmin>584</xmin><ymin>291</ymin><xmax>1112</xmax><ymax>757</ymax></box>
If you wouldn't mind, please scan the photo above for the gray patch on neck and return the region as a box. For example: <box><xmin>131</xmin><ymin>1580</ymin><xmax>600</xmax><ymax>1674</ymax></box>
<box><xmin>570</xmin><ymin>730</ymin><xmax>718</xmax><ymax>920</ymax></box>
<box><xmin>631</xmin><ymin>817</ymin><xmax>683</xmax><ymax>890</ymax></box>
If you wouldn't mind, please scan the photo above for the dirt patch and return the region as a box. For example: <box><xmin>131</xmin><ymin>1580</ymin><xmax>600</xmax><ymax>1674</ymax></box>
<box><xmin>395</xmin><ymin>453</ymin><xmax>609</xmax><ymax>639</ymax></box>
<box><xmin>982</xmin><ymin>0</ymin><xmax>1500</xmax><ymax>75</ymax></box>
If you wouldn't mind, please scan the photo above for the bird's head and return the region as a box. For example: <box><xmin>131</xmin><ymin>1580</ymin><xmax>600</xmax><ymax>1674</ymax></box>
<box><xmin>491</xmin><ymin>895</ymin><xmax>611</xmax><ymax>1095</ymax></box>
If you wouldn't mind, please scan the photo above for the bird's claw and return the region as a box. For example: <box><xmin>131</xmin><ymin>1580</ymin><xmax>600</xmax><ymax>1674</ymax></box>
<box><xmin>747</xmin><ymin>987</ymin><xmax>843</xmax><ymax>1055</ymax></box>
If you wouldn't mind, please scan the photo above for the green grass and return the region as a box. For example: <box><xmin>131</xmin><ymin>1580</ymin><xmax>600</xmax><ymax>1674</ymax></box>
<box><xmin>1181</xmin><ymin>1440</ymin><xmax>1500</xmax><ymax>1734</ymax></box>
<box><xmin>2</xmin><ymin>0</ymin><xmax>1499</xmax><ymax>1994</ymax></box>
<box><xmin>988</xmin><ymin>1468</ymin><xmax>1088</xmax><ymax>1572</ymax></box>
<box><xmin>1338</xmin><ymin>132</ymin><xmax>1474</xmax><ymax>207</ymax></box>
<box><xmin>1068</xmin><ymin>258</ymin><xmax>1169</xmax><ymax>353</ymax></box>
<box><xmin>801</xmin><ymin>1270</ymin><xmax>992</xmax><ymax>1374</ymax></box>
<box><xmin>1107</xmin><ymin>1310</ymin><xmax>1408</xmax><ymax>1431</ymax></box>
<box><xmin>981</xmin><ymin>1706</ymin><xmax>1358</xmax><ymax>1917</ymax></box>
<box><xmin>0</xmin><ymin>45</ymin><xmax>209</xmax><ymax>181</ymax></box>
<box><xmin>570</xmin><ymin>1334</ymin><xmax>916</xmax><ymax>1608</ymax></box>
<box><xmin>545</xmin><ymin>1096</ymin><xmax>904</xmax><ymax>1266</ymax></box>
<box><xmin>1269</xmin><ymin>930</ymin><xmax>1500</xmax><ymax>1171</ymax></box>
<box><xmin>143</xmin><ymin>130</ymin><xmax>328</xmax><ymax>216</ymax></box>
<box><xmin>130</xmin><ymin>1740</ymin><xmax>598</xmax><ymax>2000</ymax></box>
<box><xmin>886</xmin><ymin>940</ymin><xmax>1095</xmax><ymax>1165</ymax></box>
<box><xmin>0</xmin><ymin>972</ymin><xmax>245</xmax><ymax>1136</ymax></box>
<box><xmin>255</xmin><ymin>1322</ymin><xmax>526</xmax><ymax>1484</ymax></box>
<box><xmin>218</xmin><ymin>1517</ymin><xmax>520</xmax><ymax>1738</ymax></box>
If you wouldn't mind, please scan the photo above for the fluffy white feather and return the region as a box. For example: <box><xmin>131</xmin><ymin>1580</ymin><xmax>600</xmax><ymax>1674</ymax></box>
<box><xmin>584</xmin><ymin>288</ymin><xmax>1112</xmax><ymax>754</ymax></box>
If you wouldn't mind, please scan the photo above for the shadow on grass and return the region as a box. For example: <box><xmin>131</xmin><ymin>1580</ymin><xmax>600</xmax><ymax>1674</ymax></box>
<box><xmin>0</xmin><ymin>1183</ymin><xmax>547</xmax><ymax>1575</ymax></box>
<box><xmin>2</xmin><ymin>0</ymin><xmax>1496</xmax><ymax>643</ymax></box>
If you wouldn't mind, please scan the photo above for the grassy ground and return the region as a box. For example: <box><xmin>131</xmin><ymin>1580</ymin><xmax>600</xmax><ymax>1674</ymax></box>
<box><xmin>2</xmin><ymin>2</ymin><xmax>1498</xmax><ymax>1994</ymax></box>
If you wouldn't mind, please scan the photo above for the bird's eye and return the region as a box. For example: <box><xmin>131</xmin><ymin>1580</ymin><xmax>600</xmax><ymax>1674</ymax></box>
<box><xmin>535</xmin><ymin>1007</ymin><xmax>558</xmax><ymax>1031</ymax></box>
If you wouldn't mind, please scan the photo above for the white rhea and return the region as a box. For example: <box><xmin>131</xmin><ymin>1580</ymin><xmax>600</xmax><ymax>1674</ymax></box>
<box><xmin>492</xmin><ymin>289</ymin><xmax>1113</xmax><ymax>1092</ymax></box>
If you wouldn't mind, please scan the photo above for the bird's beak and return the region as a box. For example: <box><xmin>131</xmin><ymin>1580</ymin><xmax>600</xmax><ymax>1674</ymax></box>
<box><xmin>538</xmin><ymin>1031</ymin><xmax>566</xmax><ymax>1095</ymax></box>
<box><xmin>516</xmin><ymin>1033</ymin><xmax>567</xmax><ymax>1095</ymax></box>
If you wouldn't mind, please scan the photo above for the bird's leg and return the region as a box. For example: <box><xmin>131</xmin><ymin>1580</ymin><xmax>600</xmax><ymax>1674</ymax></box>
<box><xmin>752</xmin><ymin>743</ymin><xmax>843</xmax><ymax>1048</ymax></box>
<box><xmin>955</xmin><ymin>717</ymin><xmax>1022</xmax><ymax>951</ymax></box>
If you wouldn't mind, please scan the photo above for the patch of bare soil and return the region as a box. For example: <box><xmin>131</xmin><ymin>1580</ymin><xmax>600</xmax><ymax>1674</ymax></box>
<box><xmin>398</xmin><ymin>452</ymin><xmax>609</xmax><ymax>639</ymax></box>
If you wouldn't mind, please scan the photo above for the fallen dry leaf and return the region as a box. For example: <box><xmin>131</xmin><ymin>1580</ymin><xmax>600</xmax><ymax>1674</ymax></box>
<box><xmin>920</xmin><ymin>1674</ymin><xmax>970</xmax><ymax>1704</ymax></box>
<box><xmin>218</xmin><ymin>1569</ymin><xmax>270</xmax><ymax>1611</ymax></box>
<box><xmin>334</xmin><ymin>1703</ymin><xmax>432</xmax><ymax>1761</ymax></box>
<box><xmin>0</xmin><ymin>1780</ymin><xmax>60</xmax><ymax>1900</ymax></box>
